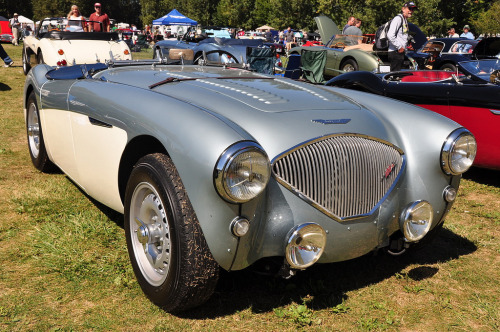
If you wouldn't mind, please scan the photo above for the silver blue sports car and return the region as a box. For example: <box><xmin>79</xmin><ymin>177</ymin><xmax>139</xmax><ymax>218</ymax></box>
<box><xmin>23</xmin><ymin>52</ymin><xmax>476</xmax><ymax>312</ymax></box>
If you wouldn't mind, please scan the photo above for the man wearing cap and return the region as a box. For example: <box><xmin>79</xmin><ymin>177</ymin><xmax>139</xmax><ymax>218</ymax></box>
<box><xmin>9</xmin><ymin>13</ymin><xmax>21</xmax><ymax>46</ymax></box>
<box><xmin>460</xmin><ymin>25</ymin><xmax>475</xmax><ymax>40</ymax></box>
<box><xmin>89</xmin><ymin>3</ymin><xmax>110</xmax><ymax>32</ymax></box>
<box><xmin>387</xmin><ymin>2</ymin><xmax>417</xmax><ymax>71</ymax></box>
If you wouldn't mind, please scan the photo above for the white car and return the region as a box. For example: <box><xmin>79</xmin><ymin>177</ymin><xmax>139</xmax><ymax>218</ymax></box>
<box><xmin>22</xmin><ymin>17</ymin><xmax>131</xmax><ymax>75</ymax></box>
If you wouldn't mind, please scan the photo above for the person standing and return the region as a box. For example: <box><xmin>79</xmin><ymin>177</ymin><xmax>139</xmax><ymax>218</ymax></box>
<box><xmin>342</xmin><ymin>16</ymin><xmax>355</xmax><ymax>34</ymax></box>
<box><xmin>387</xmin><ymin>2</ymin><xmax>417</xmax><ymax>71</ymax></box>
<box><xmin>0</xmin><ymin>43</ymin><xmax>14</xmax><ymax>67</ymax></box>
<box><xmin>67</xmin><ymin>5</ymin><xmax>85</xmax><ymax>32</ymax></box>
<box><xmin>460</xmin><ymin>25</ymin><xmax>475</xmax><ymax>40</ymax></box>
<box><xmin>284</xmin><ymin>27</ymin><xmax>295</xmax><ymax>52</ymax></box>
<box><xmin>9</xmin><ymin>13</ymin><xmax>21</xmax><ymax>46</ymax></box>
<box><xmin>88</xmin><ymin>3</ymin><xmax>110</xmax><ymax>32</ymax></box>
<box><xmin>447</xmin><ymin>28</ymin><xmax>459</xmax><ymax>38</ymax></box>
<box><xmin>344</xmin><ymin>18</ymin><xmax>363</xmax><ymax>45</ymax></box>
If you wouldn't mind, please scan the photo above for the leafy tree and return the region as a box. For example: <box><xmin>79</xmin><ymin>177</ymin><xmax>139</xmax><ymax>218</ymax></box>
<box><xmin>472</xmin><ymin>0</ymin><xmax>500</xmax><ymax>35</ymax></box>
<box><xmin>0</xmin><ymin>0</ymin><xmax>33</xmax><ymax>19</ymax></box>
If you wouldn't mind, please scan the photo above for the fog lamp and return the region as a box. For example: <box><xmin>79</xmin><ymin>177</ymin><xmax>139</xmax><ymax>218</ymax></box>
<box><xmin>400</xmin><ymin>201</ymin><xmax>433</xmax><ymax>242</ymax></box>
<box><xmin>230</xmin><ymin>217</ymin><xmax>250</xmax><ymax>237</ymax></box>
<box><xmin>285</xmin><ymin>223</ymin><xmax>326</xmax><ymax>269</ymax></box>
<box><xmin>443</xmin><ymin>186</ymin><xmax>457</xmax><ymax>203</ymax></box>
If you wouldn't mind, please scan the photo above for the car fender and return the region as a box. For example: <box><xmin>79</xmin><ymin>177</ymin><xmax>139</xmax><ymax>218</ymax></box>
<box><xmin>326</xmin><ymin>71</ymin><xmax>386</xmax><ymax>95</ymax></box>
<box><xmin>65</xmin><ymin>79</ymin><xmax>258</xmax><ymax>270</ymax></box>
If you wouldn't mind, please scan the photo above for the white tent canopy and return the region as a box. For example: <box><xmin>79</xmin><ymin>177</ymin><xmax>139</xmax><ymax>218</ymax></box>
<box><xmin>17</xmin><ymin>15</ymin><xmax>34</xmax><ymax>30</ymax></box>
<box><xmin>256</xmin><ymin>25</ymin><xmax>276</xmax><ymax>32</ymax></box>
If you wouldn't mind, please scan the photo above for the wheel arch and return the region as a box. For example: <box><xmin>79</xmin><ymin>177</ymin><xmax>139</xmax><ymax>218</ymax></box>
<box><xmin>118</xmin><ymin>135</ymin><xmax>168</xmax><ymax>204</ymax></box>
<box><xmin>340</xmin><ymin>55</ymin><xmax>357</xmax><ymax>67</ymax></box>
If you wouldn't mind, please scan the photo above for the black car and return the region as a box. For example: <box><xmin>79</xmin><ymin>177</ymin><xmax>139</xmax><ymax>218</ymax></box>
<box><xmin>409</xmin><ymin>37</ymin><xmax>500</xmax><ymax>72</ymax></box>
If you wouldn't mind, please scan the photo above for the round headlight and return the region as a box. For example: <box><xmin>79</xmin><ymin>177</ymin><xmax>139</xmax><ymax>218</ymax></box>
<box><xmin>400</xmin><ymin>200</ymin><xmax>433</xmax><ymax>242</ymax></box>
<box><xmin>214</xmin><ymin>142</ymin><xmax>271</xmax><ymax>203</ymax></box>
<box><xmin>285</xmin><ymin>223</ymin><xmax>327</xmax><ymax>269</ymax></box>
<box><xmin>441</xmin><ymin>128</ymin><xmax>476</xmax><ymax>175</ymax></box>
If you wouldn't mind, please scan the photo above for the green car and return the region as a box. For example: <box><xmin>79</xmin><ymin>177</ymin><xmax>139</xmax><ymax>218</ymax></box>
<box><xmin>289</xmin><ymin>15</ymin><xmax>419</xmax><ymax>78</ymax></box>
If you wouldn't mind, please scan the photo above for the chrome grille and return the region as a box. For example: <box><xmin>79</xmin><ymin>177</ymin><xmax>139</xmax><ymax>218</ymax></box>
<box><xmin>273</xmin><ymin>135</ymin><xmax>404</xmax><ymax>221</ymax></box>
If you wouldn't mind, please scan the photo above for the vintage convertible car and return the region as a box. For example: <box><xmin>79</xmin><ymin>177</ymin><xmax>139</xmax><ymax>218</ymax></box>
<box><xmin>23</xmin><ymin>51</ymin><xmax>476</xmax><ymax>312</ymax></box>
<box><xmin>154</xmin><ymin>27</ymin><xmax>282</xmax><ymax>64</ymax></box>
<box><xmin>289</xmin><ymin>15</ymin><xmax>425</xmax><ymax>78</ymax></box>
<box><xmin>327</xmin><ymin>59</ymin><xmax>499</xmax><ymax>169</ymax></box>
<box><xmin>409</xmin><ymin>37</ymin><xmax>500</xmax><ymax>72</ymax></box>
<box><xmin>22</xmin><ymin>17</ymin><xmax>132</xmax><ymax>75</ymax></box>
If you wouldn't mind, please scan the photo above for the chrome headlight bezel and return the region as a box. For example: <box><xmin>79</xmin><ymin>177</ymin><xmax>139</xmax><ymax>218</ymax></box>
<box><xmin>441</xmin><ymin>128</ymin><xmax>477</xmax><ymax>175</ymax></box>
<box><xmin>214</xmin><ymin>141</ymin><xmax>271</xmax><ymax>204</ymax></box>
<box><xmin>285</xmin><ymin>223</ymin><xmax>327</xmax><ymax>269</ymax></box>
<box><xmin>400</xmin><ymin>200</ymin><xmax>433</xmax><ymax>242</ymax></box>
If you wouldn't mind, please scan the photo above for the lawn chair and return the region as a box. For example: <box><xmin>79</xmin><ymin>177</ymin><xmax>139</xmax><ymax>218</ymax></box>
<box><xmin>246</xmin><ymin>47</ymin><xmax>275</xmax><ymax>75</ymax></box>
<box><xmin>300</xmin><ymin>49</ymin><xmax>327</xmax><ymax>83</ymax></box>
<box><xmin>283</xmin><ymin>54</ymin><xmax>302</xmax><ymax>79</ymax></box>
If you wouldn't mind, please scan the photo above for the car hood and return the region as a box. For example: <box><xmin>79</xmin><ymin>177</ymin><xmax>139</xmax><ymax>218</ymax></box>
<box><xmin>97</xmin><ymin>65</ymin><xmax>361</xmax><ymax>113</ymax></box>
<box><xmin>472</xmin><ymin>37</ymin><xmax>500</xmax><ymax>57</ymax></box>
<box><xmin>315</xmin><ymin>15</ymin><xmax>341</xmax><ymax>42</ymax></box>
<box><xmin>93</xmin><ymin>65</ymin><xmax>396</xmax><ymax>156</ymax></box>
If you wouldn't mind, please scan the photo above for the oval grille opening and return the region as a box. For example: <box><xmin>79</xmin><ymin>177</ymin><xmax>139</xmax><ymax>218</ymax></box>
<box><xmin>273</xmin><ymin>135</ymin><xmax>404</xmax><ymax>220</ymax></box>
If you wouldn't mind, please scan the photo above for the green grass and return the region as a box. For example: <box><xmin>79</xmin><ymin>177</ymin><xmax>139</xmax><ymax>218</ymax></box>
<box><xmin>1</xmin><ymin>43</ymin><xmax>499</xmax><ymax>331</ymax></box>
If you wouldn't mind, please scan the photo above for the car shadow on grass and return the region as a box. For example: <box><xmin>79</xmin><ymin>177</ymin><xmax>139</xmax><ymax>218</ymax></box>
<box><xmin>463</xmin><ymin>167</ymin><xmax>500</xmax><ymax>187</ymax></box>
<box><xmin>69</xmin><ymin>177</ymin><xmax>478</xmax><ymax>318</ymax></box>
<box><xmin>0</xmin><ymin>82</ymin><xmax>12</xmax><ymax>91</ymax></box>
<box><xmin>179</xmin><ymin>227</ymin><xmax>476</xmax><ymax>319</ymax></box>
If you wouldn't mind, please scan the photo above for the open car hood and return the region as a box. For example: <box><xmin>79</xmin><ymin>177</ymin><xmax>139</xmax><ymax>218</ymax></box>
<box><xmin>472</xmin><ymin>37</ymin><xmax>500</xmax><ymax>58</ymax></box>
<box><xmin>314</xmin><ymin>15</ymin><xmax>341</xmax><ymax>43</ymax></box>
<box><xmin>408</xmin><ymin>23</ymin><xmax>426</xmax><ymax>51</ymax></box>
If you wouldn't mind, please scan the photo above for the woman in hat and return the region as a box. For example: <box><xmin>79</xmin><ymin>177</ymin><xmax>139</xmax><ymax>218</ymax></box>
<box><xmin>460</xmin><ymin>25</ymin><xmax>475</xmax><ymax>40</ymax></box>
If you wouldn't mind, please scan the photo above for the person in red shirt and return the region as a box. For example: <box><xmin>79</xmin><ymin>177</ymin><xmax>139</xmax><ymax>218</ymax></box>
<box><xmin>88</xmin><ymin>3</ymin><xmax>110</xmax><ymax>32</ymax></box>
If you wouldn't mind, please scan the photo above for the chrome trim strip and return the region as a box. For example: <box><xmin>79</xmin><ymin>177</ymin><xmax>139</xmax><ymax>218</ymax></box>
<box><xmin>490</xmin><ymin>109</ymin><xmax>500</xmax><ymax>115</ymax></box>
<box><xmin>89</xmin><ymin>117</ymin><xmax>112</xmax><ymax>128</ymax></box>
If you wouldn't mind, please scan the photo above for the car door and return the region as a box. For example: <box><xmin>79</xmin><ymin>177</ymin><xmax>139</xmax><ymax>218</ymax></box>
<box><xmin>39</xmin><ymin>80</ymin><xmax>80</xmax><ymax>180</ymax></box>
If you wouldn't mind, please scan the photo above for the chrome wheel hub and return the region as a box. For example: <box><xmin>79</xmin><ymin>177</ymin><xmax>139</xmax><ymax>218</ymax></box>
<box><xmin>27</xmin><ymin>104</ymin><xmax>40</xmax><ymax>158</ymax></box>
<box><xmin>130</xmin><ymin>183</ymin><xmax>171</xmax><ymax>286</ymax></box>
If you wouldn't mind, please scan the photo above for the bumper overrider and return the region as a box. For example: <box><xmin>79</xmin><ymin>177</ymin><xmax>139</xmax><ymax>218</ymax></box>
<box><xmin>214</xmin><ymin>128</ymin><xmax>476</xmax><ymax>275</ymax></box>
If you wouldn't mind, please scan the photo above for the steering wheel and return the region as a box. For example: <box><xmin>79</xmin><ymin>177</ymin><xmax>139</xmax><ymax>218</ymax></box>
<box><xmin>331</xmin><ymin>42</ymin><xmax>346</xmax><ymax>49</ymax></box>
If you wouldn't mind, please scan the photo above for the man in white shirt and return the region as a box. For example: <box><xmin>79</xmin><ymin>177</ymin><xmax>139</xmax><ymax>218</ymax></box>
<box><xmin>9</xmin><ymin>13</ymin><xmax>21</xmax><ymax>46</ymax></box>
<box><xmin>387</xmin><ymin>2</ymin><xmax>417</xmax><ymax>71</ymax></box>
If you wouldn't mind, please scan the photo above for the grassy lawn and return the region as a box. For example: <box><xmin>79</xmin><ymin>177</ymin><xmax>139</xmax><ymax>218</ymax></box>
<box><xmin>0</xmin><ymin>43</ymin><xmax>499</xmax><ymax>331</ymax></box>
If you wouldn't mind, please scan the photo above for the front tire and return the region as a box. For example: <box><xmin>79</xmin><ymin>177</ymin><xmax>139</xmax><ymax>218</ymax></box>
<box><xmin>124</xmin><ymin>153</ymin><xmax>219</xmax><ymax>312</ymax></box>
<box><xmin>26</xmin><ymin>92</ymin><xmax>56</xmax><ymax>172</ymax></box>
<box><xmin>37</xmin><ymin>52</ymin><xmax>44</xmax><ymax>64</ymax></box>
<box><xmin>22</xmin><ymin>47</ymin><xmax>31</xmax><ymax>75</ymax></box>
<box><xmin>440</xmin><ymin>63</ymin><xmax>457</xmax><ymax>72</ymax></box>
<box><xmin>341</xmin><ymin>59</ymin><xmax>358</xmax><ymax>72</ymax></box>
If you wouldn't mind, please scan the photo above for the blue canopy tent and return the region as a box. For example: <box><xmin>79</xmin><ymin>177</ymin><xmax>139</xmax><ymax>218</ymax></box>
<box><xmin>153</xmin><ymin>9</ymin><xmax>197</xmax><ymax>26</ymax></box>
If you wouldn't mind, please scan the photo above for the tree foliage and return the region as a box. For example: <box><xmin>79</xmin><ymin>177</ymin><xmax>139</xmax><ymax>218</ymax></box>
<box><xmin>472</xmin><ymin>0</ymin><xmax>500</xmax><ymax>35</ymax></box>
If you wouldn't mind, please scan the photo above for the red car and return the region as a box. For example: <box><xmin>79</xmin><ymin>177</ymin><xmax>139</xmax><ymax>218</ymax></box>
<box><xmin>327</xmin><ymin>59</ymin><xmax>500</xmax><ymax>170</ymax></box>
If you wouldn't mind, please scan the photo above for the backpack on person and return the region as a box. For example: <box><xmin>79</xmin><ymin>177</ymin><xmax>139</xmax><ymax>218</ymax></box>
<box><xmin>374</xmin><ymin>14</ymin><xmax>404</xmax><ymax>51</ymax></box>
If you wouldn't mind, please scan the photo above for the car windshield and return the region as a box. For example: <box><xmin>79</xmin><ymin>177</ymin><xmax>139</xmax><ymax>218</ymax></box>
<box><xmin>459</xmin><ymin>59</ymin><xmax>500</xmax><ymax>83</ymax></box>
<box><xmin>37</xmin><ymin>18</ymin><xmax>104</xmax><ymax>35</ymax></box>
